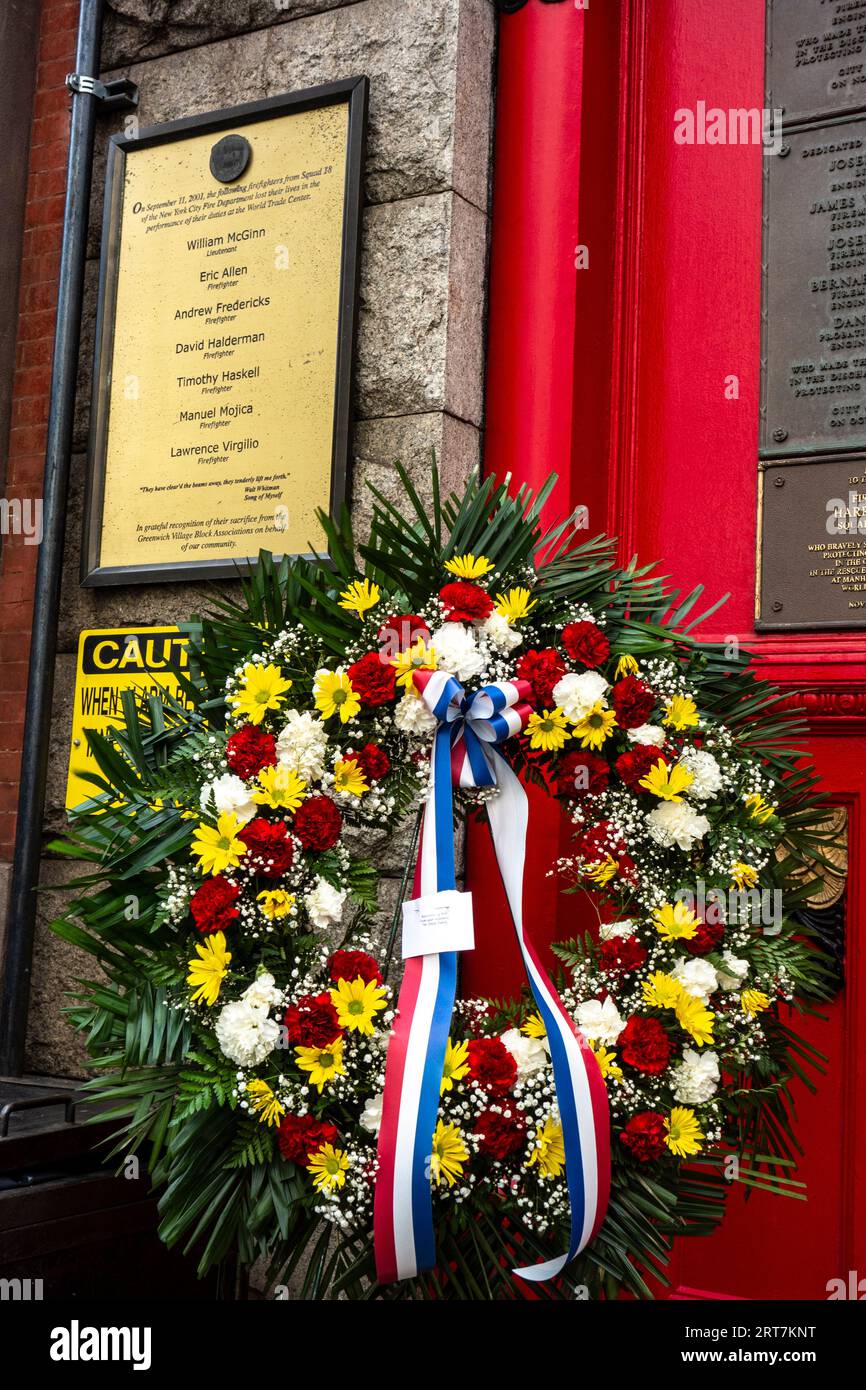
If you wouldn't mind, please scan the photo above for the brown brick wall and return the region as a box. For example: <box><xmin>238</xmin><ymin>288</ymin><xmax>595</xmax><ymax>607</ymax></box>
<box><xmin>0</xmin><ymin>0</ymin><xmax>77</xmax><ymax>860</ymax></box>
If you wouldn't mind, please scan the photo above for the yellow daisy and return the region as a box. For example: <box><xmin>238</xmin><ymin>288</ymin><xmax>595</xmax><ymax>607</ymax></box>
<box><xmin>615</xmin><ymin>654</ymin><xmax>640</xmax><ymax>678</ymax></box>
<box><xmin>441</xmin><ymin>1037</ymin><xmax>470</xmax><ymax>1093</ymax></box>
<box><xmin>191</xmin><ymin>812</ymin><xmax>247</xmax><ymax>877</ymax></box>
<box><xmin>675</xmin><ymin>993</ymin><xmax>715</xmax><ymax>1046</ymax></box>
<box><xmin>294</xmin><ymin>1038</ymin><xmax>345</xmax><ymax>1092</ymax></box>
<box><xmin>333</xmin><ymin>757</ymin><xmax>369</xmax><ymax>797</ymax></box>
<box><xmin>444</xmin><ymin>553</ymin><xmax>494</xmax><ymax>580</ymax></box>
<box><xmin>230</xmin><ymin>662</ymin><xmax>293</xmax><ymax>725</ymax></box>
<box><xmin>429</xmin><ymin>1120</ymin><xmax>468</xmax><ymax>1187</ymax></box>
<box><xmin>742</xmin><ymin>988</ymin><xmax>771</xmax><ymax>1017</ymax></box>
<box><xmin>521</xmin><ymin>1012</ymin><xmax>546</xmax><ymax>1039</ymax></box>
<box><xmin>583</xmin><ymin>854</ymin><xmax>618</xmax><ymax>887</ymax></box>
<box><xmin>307</xmin><ymin>1143</ymin><xmax>350</xmax><ymax>1192</ymax></box>
<box><xmin>652</xmin><ymin>900</ymin><xmax>699</xmax><ymax>940</ymax></box>
<box><xmin>187</xmin><ymin>931</ymin><xmax>231</xmax><ymax>1007</ymax></box>
<box><xmin>253</xmin><ymin>764</ymin><xmax>307</xmax><ymax>812</ymax></box>
<box><xmin>589</xmin><ymin>1042</ymin><xmax>622</xmax><ymax>1080</ymax></box>
<box><xmin>663</xmin><ymin>695</ymin><xmax>699</xmax><ymax>730</ymax></box>
<box><xmin>639</xmin><ymin>760</ymin><xmax>694</xmax><ymax>801</ymax></box>
<box><xmin>526</xmin><ymin>1116</ymin><xmax>566</xmax><ymax>1179</ymax></box>
<box><xmin>494</xmin><ymin>587</ymin><xmax>536</xmax><ymax>623</ymax></box>
<box><xmin>391</xmin><ymin>636</ymin><xmax>438</xmax><ymax>692</ymax></box>
<box><xmin>338</xmin><ymin>578</ymin><xmax>380</xmax><ymax>619</ymax></box>
<box><xmin>745</xmin><ymin>793</ymin><xmax>776</xmax><ymax>823</ymax></box>
<box><xmin>526</xmin><ymin>707</ymin><xmax>571</xmax><ymax>751</ymax></box>
<box><xmin>572</xmin><ymin>702</ymin><xmax>617</xmax><ymax>749</ymax></box>
<box><xmin>665</xmin><ymin>1107</ymin><xmax>704</xmax><ymax>1157</ymax></box>
<box><xmin>642</xmin><ymin>971</ymin><xmax>684</xmax><ymax>1010</ymax></box>
<box><xmin>257</xmin><ymin>888</ymin><xmax>295</xmax><ymax>921</ymax></box>
<box><xmin>314</xmin><ymin>668</ymin><xmax>361</xmax><ymax>723</ymax></box>
<box><xmin>730</xmin><ymin>861</ymin><xmax>759</xmax><ymax>890</ymax></box>
<box><xmin>245</xmin><ymin>1078</ymin><xmax>285</xmax><ymax>1127</ymax></box>
<box><xmin>329</xmin><ymin>977</ymin><xmax>388</xmax><ymax>1035</ymax></box>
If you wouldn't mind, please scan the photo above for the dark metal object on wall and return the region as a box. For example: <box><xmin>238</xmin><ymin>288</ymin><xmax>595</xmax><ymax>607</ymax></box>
<box><xmin>0</xmin><ymin>0</ymin><xmax>105</xmax><ymax>1074</ymax></box>
<box><xmin>766</xmin><ymin>0</ymin><xmax>866</xmax><ymax>123</ymax></box>
<box><xmin>758</xmin><ymin>0</ymin><xmax>866</xmax><ymax>629</ymax></box>
<box><xmin>757</xmin><ymin>457</ymin><xmax>866</xmax><ymax>631</ymax></box>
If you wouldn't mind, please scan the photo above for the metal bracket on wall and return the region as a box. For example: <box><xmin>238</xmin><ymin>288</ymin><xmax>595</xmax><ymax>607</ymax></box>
<box><xmin>65</xmin><ymin>73</ymin><xmax>139</xmax><ymax>113</ymax></box>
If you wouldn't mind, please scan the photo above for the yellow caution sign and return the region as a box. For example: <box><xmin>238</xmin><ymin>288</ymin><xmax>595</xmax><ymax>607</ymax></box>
<box><xmin>66</xmin><ymin>626</ymin><xmax>194</xmax><ymax>811</ymax></box>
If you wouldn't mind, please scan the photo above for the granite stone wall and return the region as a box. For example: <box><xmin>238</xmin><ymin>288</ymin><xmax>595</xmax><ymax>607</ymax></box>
<box><xmin>26</xmin><ymin>0</ymin><xmax>496</xmax><ymax>1075</ymax></box>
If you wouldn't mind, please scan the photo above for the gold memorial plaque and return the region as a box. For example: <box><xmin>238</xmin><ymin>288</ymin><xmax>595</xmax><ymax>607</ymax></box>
<box><xmin>83</xmin><ymin>81</ymin><xmax>367</xmax><ymax>585</ymax></box>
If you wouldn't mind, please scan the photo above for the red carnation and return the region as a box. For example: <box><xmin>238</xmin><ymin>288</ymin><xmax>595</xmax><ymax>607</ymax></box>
<box><xmin>189</xmin><ymin>874</ymin><xmax>240</xmax><ymax>934</ymax></box>
<box><xmin>555</xmin><ymin>750</ymin><xmax>610</xmax><ymax>799</ymax></box>
<box><xmin>611</xmin><ymin>675</ymin><xmax>656</xmax><ymax>729</ymax></box>
<box><xmin>278</xmin><ymin>1114</ymin><xmax>339</xmax><ymax>1166</ymax></box>
<box><xmin>294</xmin><ymin>795</ymin><xmax>342</xmax><ymax>852</ymax></box>
<box><xmin>347</xmin><ymin>650</ymin><xmax>396</xmax><ymax>707</ymax></box>
<box><xmin>599</xmin><ymin>935</ymin><xmax>648</xmax><ymax>974</ymax></box>
<box><xmin>615</xmin><ymin>744</ymin><xmax>668</xmax><ymax>792</ymax></box>
<box><xmin>619</xmin><ymin>1016</ymin><xmax>672</xmax><ymax>1075</ymax></box>
<box><xmin>328</xmin><ymin>949</ymin><xmax>382</xmax><ymax>986</ymax></box>
<box><xmin>561</xmin><ymin>620</ymin><xmax>610</xmax><ymax>669</ymax></box>
<box><xmin>240</xmin><ymin>817</ymin><xmax>294</xmax><ymax>878</ymax></box>
<box><xmin>225</xmin><ymin>724</ymin><xmax>277</xmax><ymax>780</ymax></box>
<box><xmin>439</xmin><ymin>581</ymin><xmax>494</xmax><ymax>622</ymax></box>
<box><xmin>351</xmin><ymin>742</ymin><xmax>391</xmax><ymax>782</ymax></box>
<box><xmin>474</xmin><ymin>1105</ymin><xmax>527</xmax><ymax>1160</ymax></box>
<box><xmin>619</xmin><ymin>1110</ymin><xmax>668</xmax><ymax>1163</ymax></box>
<box><xmin>684</xmin><ymin>916</ymin><xmax>726</xmax><ymax>957</ymax></box>
<box><xmin>284</xmin><ymin>991</ymin><xmax>342</xmax><ymax>1048</ymax></box>
<box><xmin>377</xmin><ymin>614</ymin><xmax>430</xmax><ymax>656</ymax></box>
<box><xmin>575</xmin><ymin>819</ymin><xmax>629</xmax><ymax>867</ymax></box>
<box><xmin>467</xmin><ymin>1037</ymin><xmax>518</xmax><ymax>1096</ymax></box>
<box><xmin>515</xmin><ymin>648</ymin><xmax>567</xmax><ymax>707</ymax></box>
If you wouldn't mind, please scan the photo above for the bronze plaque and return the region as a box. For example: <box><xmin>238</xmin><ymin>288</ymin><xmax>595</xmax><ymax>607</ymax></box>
<box><xmin>763</xmin><ymin>117</ymin><xmax>866</xmax><ymax>455</ymax></box>
<box><xmin>767</xmin><ymin>0</ymin><xmax>866</xmax><ymax>119</ymax></box>
<box><xmin>757</xmin><ymin>457</ymin><xmax>866</xmax><ymax>629</ymax></box>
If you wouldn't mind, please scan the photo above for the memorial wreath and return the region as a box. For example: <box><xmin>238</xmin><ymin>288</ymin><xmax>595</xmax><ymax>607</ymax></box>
<box><xmin>52</xmin><ymin>464</ymin><xmax>835</xmax><ymax>1299</ymax></box>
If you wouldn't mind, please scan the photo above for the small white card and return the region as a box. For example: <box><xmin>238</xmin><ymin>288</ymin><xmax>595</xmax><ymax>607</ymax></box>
<box><xmin>401</xmin><ymin>890</ymin><xmax>475</xmax><ymax>960</ymax></box>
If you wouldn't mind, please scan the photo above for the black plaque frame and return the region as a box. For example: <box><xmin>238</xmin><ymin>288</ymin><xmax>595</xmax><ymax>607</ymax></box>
<box><xmin>81</xmin><ymin>77</ymin><xmax>368</xmax><ymax>587</ymax></box>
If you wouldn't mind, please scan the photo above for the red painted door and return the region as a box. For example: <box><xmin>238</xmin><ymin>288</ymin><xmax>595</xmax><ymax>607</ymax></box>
<box><xmin>478</xmin><ymin>0</ymin><xmax>866</xmax><ymax>1298</ymax></box>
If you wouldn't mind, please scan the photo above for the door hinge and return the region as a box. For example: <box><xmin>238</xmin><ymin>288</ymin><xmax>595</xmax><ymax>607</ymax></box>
<box><xmin>65</xmin><ymin>73</ymin><xmax>139</xmax><ymax>113</ymax></box>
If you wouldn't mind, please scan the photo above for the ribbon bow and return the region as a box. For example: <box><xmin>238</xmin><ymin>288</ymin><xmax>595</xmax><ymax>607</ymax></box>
<box><xmin>374</xmin><ymin>670</ymin><xmax>610</xmax><ymax>1285</ymax></box>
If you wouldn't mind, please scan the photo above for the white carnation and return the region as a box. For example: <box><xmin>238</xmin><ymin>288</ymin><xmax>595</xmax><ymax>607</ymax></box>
<box><xmin>199</xmin><ymin>772</ymin><xmax>256</xmax><ymax>824</ymax></box>
<box><xmin>431</xmin><ymin>622</ymin><xmax>487</xmax><ymax>682</ymax></box>
<box><xmin>276</xmin><ymin>709</ymin><xmax>329</xmax><ymax>782</ymax></box>
<box><xmin>680</xmin><ymin>748</ymin><xmax>723</xmax><ymax>802</ymax></box>
<box><xmin>717</xmin><ymin>950</ymin><xmax>749</xmax><ymax>991</ymax></box>
<box><xmin>394</xmin><ymin>692</ymin><xmax>437</xmax><ymax>737</ymax></box>
<box><xmin>599</xmin><ymin>919</ymin><xmax>636</xmax><ymax>941</ymax></box>
<box><xmin>671</xmin><ymin>1047</ymin><xmax>720</xmax><ymax>1104</ymax></box>
<box><xmin>627</xmin><ymin>723</ymin><xmax>666</xmax><ymax>747</ymax></box>
<box><xmin>672</xmin><ymin>956</ymin><xmax>719</xmax><ymax>1003</ymax></box>
<box><xmin>242</xmin><ymin>972</ymin><xmax>283</xmax><ymax>1014</ymax></box>
<box><xmin>575</xmin><ymin>996</ymin><xmax>625</xmax><ymax>1046</ymax></box>
<box><xmin>646</xmin><ymin>800</ymin><xmax>710</xmax><ymax>851</ymax></box>
<box><xmin>215</xmin><ymin>1000</ymin><xmax>280</xmax><ymax>1067</ymax></box>
<box><xmin>479</xmin><ymin>610</ymin><xmax>523</xmax><ymax>653</ymax></box>
<box><xmin>552</xmin><ymin>670</ymin><xmax>609</xmax><ymax>721</ymax></box>
<box><xmin>500</xmin><ymin>1027</ymin><xmax>549</xmax><ymax>1076</ymax></box>
<box><xmin>360</xmin><ymin>1092</ymin><xmax>384</xmax><ymax>1135</ymax></box>
<box><xmin>304</xmin><ymin>877</ymin><xmax>346</xmax><ymax>930</ymax></box>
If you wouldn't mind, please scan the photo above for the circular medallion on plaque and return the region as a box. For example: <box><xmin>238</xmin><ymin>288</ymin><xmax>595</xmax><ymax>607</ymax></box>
<box><xmin>209</xmin><ymin>134</ymin><xmax>252</xmax><ymax>183</ymax></box>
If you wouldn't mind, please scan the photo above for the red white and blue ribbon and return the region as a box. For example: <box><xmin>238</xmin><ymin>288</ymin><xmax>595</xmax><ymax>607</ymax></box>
<box><xmin>374</xmin><ymin>669</ymin><xmax>611</xmax><ymax>1284</ymax></box>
